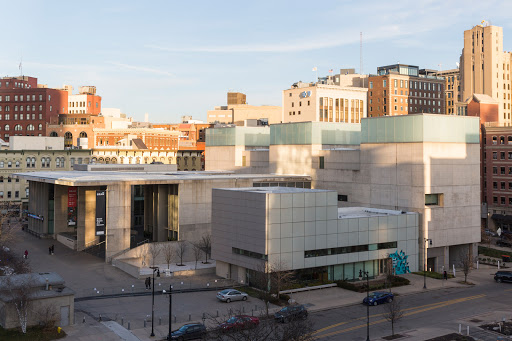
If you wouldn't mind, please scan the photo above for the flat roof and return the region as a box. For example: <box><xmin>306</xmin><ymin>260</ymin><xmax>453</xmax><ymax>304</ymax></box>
<box><xmin>217</xmin><ymin>187</ymin><xmax>332</xmax><ymax>194</ymax></box>
<box><xmin>13</xmin><ymin>171</ymin><xmax>311</xmax><ymax>187</ymax></box>
<box><xmin>338</xmin><ymin>207</ymin><xmax>414</xmax><ymax>218</ymax></box>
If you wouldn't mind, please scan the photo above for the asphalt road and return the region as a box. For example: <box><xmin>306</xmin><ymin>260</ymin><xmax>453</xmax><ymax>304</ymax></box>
<box><xmin>310</xmin><ymin>279</ymin><xmax>512</xmax><ymax>340</ymax></box>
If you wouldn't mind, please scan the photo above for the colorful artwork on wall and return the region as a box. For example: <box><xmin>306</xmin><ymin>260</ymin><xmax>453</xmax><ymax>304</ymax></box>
<box><xmin>390</xmin><ymin>250</ymin><xmax>410</xmax><ymax>274</ymax></box>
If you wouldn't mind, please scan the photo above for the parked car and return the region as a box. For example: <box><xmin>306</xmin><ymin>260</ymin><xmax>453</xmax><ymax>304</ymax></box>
<box><xmin>494</xmin><ymin>271</ymin><xmax>512</xmax><ymax>283</ymax></box>
<box><xmin>219</xmin><ymin>315</ymin><xmax>259</xmax><ymax>331</ymax></box>
<box><xmin>485</xmin><ymin>228</ymin><xmax>497</xmax><ymax>237</ymax></box>
<box><xmin>216</xmin><ymin>289</ymin><xmax>248</xmax><ymax>303</ymax></box>
<box><xmin>170</xmin><ymin>323</ymin><xmax>206</xmax><ymax>340</ymax></box>
<box><xmin>274</xmin><ymin>304</ymin><xmax>308</xmax><ymax>322</ymax></box>
<box><xmin>362</xmin><ymin>291</ymin><xmax>394</xmax><ymax>306</ymax></box>
<box><xmin>497</xmin><ymin>240</ymin><xmax>512</xmax><ymax>247</ymax></box>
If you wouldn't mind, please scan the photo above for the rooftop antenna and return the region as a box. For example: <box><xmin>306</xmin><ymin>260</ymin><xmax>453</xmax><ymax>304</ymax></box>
<box><xmin>360</xmin><ymin>32</ymin><xmax>363</xmax><ymax>74</ymax></box>
<box><xmin>19</xmin><ymin>52</ymin><xmax>23</xmax><ymax>77</ymax></box>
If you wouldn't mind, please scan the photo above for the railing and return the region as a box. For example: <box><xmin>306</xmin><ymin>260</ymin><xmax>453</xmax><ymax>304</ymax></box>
<box><xmin>84</xmin><ymin>239</ymin><xmax>102</xmax><ymax>249</ymax></box>
<box><xmin>137</xmin><ymin>239</ymin><xmax>150</xmax><ymax>247</ymax></box>
<box><xmin>107</xmin><ymin>246</ymin><xmax>132</xmax><ymax>263</ymax></box>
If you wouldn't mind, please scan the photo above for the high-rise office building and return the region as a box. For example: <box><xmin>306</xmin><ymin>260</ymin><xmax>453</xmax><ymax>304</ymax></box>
<box><xmin>460</xmin><ymin>24</ymin><xmax>512</xmax><ymax>125</ymax></box>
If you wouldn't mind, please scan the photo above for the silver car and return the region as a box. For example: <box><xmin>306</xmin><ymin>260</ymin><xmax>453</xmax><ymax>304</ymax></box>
<box><xmin>216</xmin><ymin>289</ymin><xmax>248</xmax><ymax>303</ymax></box>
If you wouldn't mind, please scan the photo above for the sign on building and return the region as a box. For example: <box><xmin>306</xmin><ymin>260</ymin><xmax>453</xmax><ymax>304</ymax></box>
<box><xmin>95</xmin><ymin>190</ymin><xmax>106</xmax><ymax>236</ymax></box>
<box><xmin>67</xmin><ymin>187</ymin><xmax>77</xmax><ymax>227</ymax></box>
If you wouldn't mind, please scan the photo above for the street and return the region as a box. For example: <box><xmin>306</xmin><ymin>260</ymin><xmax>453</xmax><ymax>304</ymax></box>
<box><xmin>310</xmin><ymin>281</ymin><xmax>510</xmax><ymax>340</ymax></box>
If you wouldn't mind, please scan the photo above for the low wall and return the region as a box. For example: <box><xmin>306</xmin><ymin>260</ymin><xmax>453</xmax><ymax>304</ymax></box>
<box><xmin>112</xmin><ymin>258</ymin><xmax>141</xmax><ymax>278</ymax></box>
<box><xmin>57</xmin><ymin>234</ymin><xmax>77</xmax><ymax>250</ymax></box>
<box><xmin>114</xmin><ymin>241</ymin><xmax>200</xmax><ymax>265</ymax></box>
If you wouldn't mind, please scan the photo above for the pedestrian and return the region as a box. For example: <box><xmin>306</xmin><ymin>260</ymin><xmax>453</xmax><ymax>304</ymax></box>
<box><xmin>51</xmin><ymin>244</ymin><xmax>54</xmax><ymax>255</ymax></box>
<box><xmin>443</xmin><ymin>270</ymin><xmax>448</xmax><ymax>280</ymax></box>
<box><xmin>48</xmin><ymin>246</ymin><xmax>52</xmax><ymax>255</ymax></box>
<box><xmin>24</xmin><ymin>250</ymin><xmax>28</xmax><ymax>259</ymax></box>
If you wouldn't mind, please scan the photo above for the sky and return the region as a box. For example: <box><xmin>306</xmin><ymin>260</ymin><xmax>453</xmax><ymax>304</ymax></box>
<box><xmin>1</xmin><ymin>0</ymin><xmax>512</xmax><ymax>123</ymax></box>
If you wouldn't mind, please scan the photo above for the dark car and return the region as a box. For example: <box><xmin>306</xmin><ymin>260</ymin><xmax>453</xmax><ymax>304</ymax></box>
<box><xmin>362</xmin><ymin>291</ymin><xmax>394</xmax><ymax>306</ymax></box>
<box><xmin>274</xmin><ymin>304</ymin><xmax>308</xmax><ymax>322</ymax></box>
<box><xmin>494</xmin><ymin>271</ymin><xmax>512</xmax><ymax>283</ymax></box>
<box><xmin>485</xmin><ymin>228</ymin><xmax>497</xmax><ymax>237</ymax></box>
<box><xmin>497</xmin><ymin>240</ymin><xmax>512</xmax><ymax>247</ymax></box>
<box><xmin>219</xmin><ymin>315</ymin><xmax>259</xmax><ymax>331</ymax></box>
<box><xmin>170</xmin><ymin>323</ymin><xmax>206</xmax><ymax>340</ymax></box>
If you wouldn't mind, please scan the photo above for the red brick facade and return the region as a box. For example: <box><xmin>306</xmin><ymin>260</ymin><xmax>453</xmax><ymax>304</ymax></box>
<box><xmin>0</xmin><ymin>76</ymin><xmax>68</xmax><ymax>141</ymax></box>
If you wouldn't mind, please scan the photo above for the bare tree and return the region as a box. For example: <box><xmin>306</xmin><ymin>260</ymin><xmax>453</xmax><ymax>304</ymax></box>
<box><xmin>251</xmin><ymin>262</ymin><xmax>273</xmax><ymax>317</ymax></box>
<box><xmin>175</xmin><ymin>240</ymin><xmax>188</xmax><ymax>266</ymax></box>
<box><xmin>35</xmin><ymin>303</ymin><xmax>58</xmax><ymax>331</ymax></box>
<box><xmin>269</xmin><ymin>260</ymin><xmax>294</xmax><ymax>301</ymax></box>
<box><xmin>147</xmin><ymin>243</ymin><xmax>161</xmax><ymax>267</ymax></box>
<box><xmin>192</xmin><ymin>243</ymin><xmax>202</xmax><ymax>270</ymax></box>
<box><xmin>198</xmin><ymin>234</ymin><xmax>212</xmax><ymax>264</ymax></box>
<box><xmin>162</xmin><ymin>243</ymin><xmax>174</xmax><ymax>270</ymax></box>
<box><xmin>383</xmin><ymin>297</ymin><xmax>404</xmax><ymax>337</ymax></box>
<box><xmin>5</xmin><ymin>274</ymin><xmax>35</xmax><ymax>334</ymax></box>
<box><xmin>204</xmin><ymin>308</ymin><xmax>314</xmax><ymax>341</ymax></box>
<box><xmin>136</xmin><ymin>244</ymin><xmax>148</xmax><ymax>267</ymax></box>
<box><xmin>459</xmin><ymin>249</ymin><xmax>472</xmax><ymax>283</ymax></box>
<box><xmin>0</xmin><ymin>204</ymin><xmax>21</xmax><ymax>248</ymax></box>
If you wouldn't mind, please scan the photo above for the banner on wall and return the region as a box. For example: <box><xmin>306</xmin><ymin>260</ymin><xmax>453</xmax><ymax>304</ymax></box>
<box><xmin>67</xmin><ymin>187</ymin><xmax>77</xmax><ymax>226</ymax></box>
<box><xmin>95</xmin><ymin>190</ymin><xmax>106</xmax><ymax>236</ymax></box>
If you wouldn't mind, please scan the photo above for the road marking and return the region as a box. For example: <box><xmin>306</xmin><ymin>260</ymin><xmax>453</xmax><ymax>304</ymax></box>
<box><xmin>313</xmin><ymin>294</ymin><xmax>486</xmax><ymax>339</ymax></box>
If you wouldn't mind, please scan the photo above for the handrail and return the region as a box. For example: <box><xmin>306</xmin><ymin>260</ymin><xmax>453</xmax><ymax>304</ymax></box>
<box><xmin>84</xmin><ymin>239</ymin><xmax>105</xmax><ymax>250</ymax></box>
<box><xmin>108</xmin><ymin>246</ymin><xmax>132</xmax><ymax>262</ymax></box>
<box><xmin>137</xmin><ymin>239</ymin><xmax>149</xmax><ymax>247</ymax></box>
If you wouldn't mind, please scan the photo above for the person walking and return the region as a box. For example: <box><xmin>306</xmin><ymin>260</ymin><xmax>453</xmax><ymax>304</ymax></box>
<box><xmin>145</xmin><ymin>277</ymin><xmax>150</xmax><ymax>290</ymax></box>
<box><xmin>443</xmin><ymin>270</ymin><xmax>448</xmax><ymax>280</ymax></box>
<box><xmin>48</xmin><ymin>246</ymin><xmax>52</xmax><ymax>255</ymax></box>
<box><xmin>51</xmin><ymin>245</ymin><xmax>54</xmax><ymax>255</ymax></box>
<box><xmin>24</xmin><ymin>250</ymin><xmax>28</xmax><ymax>259</ymax></box>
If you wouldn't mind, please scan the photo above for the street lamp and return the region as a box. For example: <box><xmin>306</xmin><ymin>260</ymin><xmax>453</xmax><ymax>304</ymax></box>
<box><xmin>150</xmin><ymin>266</ymin><xmax>160</xmax><ymax>337</ymax></box>
<box><xmin>359</xmin><ymin>269</ymin><xmax>370</xmax><ymax>341</ymax></box>
<box><xmin>423</xmin><ymin>238</ymin><xmax>432</xmax><ymax>289</ymax></box>
<box><xmin>164</xmin><ymin>284</ymin><xmax>173</xmax><ymax>340</ymax></box>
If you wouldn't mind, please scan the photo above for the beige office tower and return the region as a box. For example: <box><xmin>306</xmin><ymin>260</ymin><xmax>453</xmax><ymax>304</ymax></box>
<box><xmin>461</xmin><ymin>24</ymin><xmax>512</xmax><ymax>125</ymax></box>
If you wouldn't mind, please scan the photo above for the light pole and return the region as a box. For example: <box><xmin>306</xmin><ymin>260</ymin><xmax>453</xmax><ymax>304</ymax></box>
<box><xmin>165</xmin><ymin>284</ymin><xmax>173</xmax><ymax>340</ymax></box>
<box><xmin>150</xmin><ymin>266</ymin><xmax>160</xmax><ymax>337</ymax></box>
<box><xmin>359</xmin><ymin>269</ymin><xmax>370</xmax><ymax>341</ymax></box>
<box><xmin>423</xmin><ymin>238</ymin><xmax>432</xmax><ymax>289</ymax></box>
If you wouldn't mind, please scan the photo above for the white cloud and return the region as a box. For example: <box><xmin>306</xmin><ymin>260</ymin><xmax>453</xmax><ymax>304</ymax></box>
<box><xmin>107</xmin><ymin>62</ymin><xmax>176</xmax><ymax>77</ymax></box>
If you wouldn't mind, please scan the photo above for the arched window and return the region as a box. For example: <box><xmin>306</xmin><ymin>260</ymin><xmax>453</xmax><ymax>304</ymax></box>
<box><xmin>56</xmin><ymin>158</ymin><xmax>60</xmax><ymax>167</ymax></box>
<box><xmin>78</xmin><ymin>158</ymin><xmax>83</xmax><ymax>164</ymax></box>
<box><xmin>79</xmin><ymin>131</ymin><xmax>87</xmax><ymax>138</ymax></box>
<box><xmin>4</xmin><ymin>125</ymin><xmax>9</xmax><ymax>131</ymax></box>
<box><xmin>41</xmin><ymin>157</ymin><xmax>45</xmax><ymax>168</ymax></box>
<box><xmin>31</xmin><ymin>157</ymin><xmax>35</xmax><ymax>167</ymax></box>
<box><xmin>15</xmin><ymin>161</ymin><xmax>19</xmax><ymax>168</ymax></box>
<box><xmin>27</xmin><ymin>124</ymin><xmax>34</xmax><ymax>131</ymax></box>
<box><xmin>14</xmin><ymin>124</ymin><xmax>22</xmax><ymax>131</ymax></box>
<box><xmin>0</xmin><ymin>161</ymin><xmax>3</xmax><ymax>168</ymax></box>
<box><xmin>64</xmin><ymin>132</ymin><xmax>73</xmax><ymax>148</ymax></box>
<box><xmin>38</xmin><ymin>124</ymin><xmax>42</xmax><ymax>131</ymax></box>
<box><xmin>25</xmin><ymin>188</ymin><xmax>29</xmax><ymax>197</ymax></box>
<box><xmin>105</xmin><ymin>157</ymin><xmax>110</xmax><ymax>164</ymax></box>
<box><xmin>46</xmin><ymin>157</ymin><xmax>51</xmax><ymax>168</ymax></box>
<box><xmin>111</xmin><ymin>157</ymin><xmax>117</xmax><ymax>164</ymax></box>
<box><xmin>70</xmin><ymin>158</ymin><xmax>75</xmax><ymax>166</ymax></box>
<box><xmin>50</xmin><ymin>131</ymin><xmax>58</xmax><ymax>137</ymax></box>
<box><xmin>26</xmin><ymin>157</ymin><xmax>30</xmax><ymax>168</ymax></box>
<box><xmin>98</xmin><ymin>157</ymin><xmax>104</xmax><ymax>164</ymax></box>
<box><xmin>144</xmin><ymin>157</ymin><xmax>149</xmax><ymax>164</ymax></box>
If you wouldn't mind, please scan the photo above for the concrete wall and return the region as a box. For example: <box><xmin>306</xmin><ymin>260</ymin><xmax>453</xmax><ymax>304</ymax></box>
<box><xmin>0</xmin><ymin>294</ymin><xmax>74</xmax><ymax>329</ymax></box>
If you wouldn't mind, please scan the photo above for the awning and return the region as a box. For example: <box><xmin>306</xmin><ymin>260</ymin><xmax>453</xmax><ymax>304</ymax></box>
<box><xmin>491</xmin><ymin>214</ymin><xmax>512</xmax><ymax>224</ymax></box>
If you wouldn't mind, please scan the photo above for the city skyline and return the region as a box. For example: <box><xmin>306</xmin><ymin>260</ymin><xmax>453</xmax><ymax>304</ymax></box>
<box><xmin>1</xmin><ymin>0</ymin><xmax>511</xmax><ymax>122</ymax></box>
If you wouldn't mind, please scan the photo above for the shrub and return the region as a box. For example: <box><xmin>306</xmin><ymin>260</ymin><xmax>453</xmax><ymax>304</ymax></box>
<box><xmin>335</xmin><ymin>280</ymin><xmax>359</xmax><ymax>292</ymax></box>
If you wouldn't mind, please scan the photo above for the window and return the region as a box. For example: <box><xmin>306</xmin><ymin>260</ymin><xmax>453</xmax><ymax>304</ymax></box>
<box><xmin>383</xmin><ymin>79</ymin><xmax>387</xmax><ymax>87</ymax></box>
<box><xmin>14</xmin><ymin>191</ymin><xmax>18</xmax><ymax>198</ymax></box>
<box><xmin>425</xmin><ymin>194</ymin><xmax>442</xmax><ymax>206</ymax></box>
<box><xmin>369</xmin><ymin>81</ymin><xmax>373</xmax><ymax>89</ymax></box>
<box><xmin>502</xmin><ymin>182</ymin><xmax>506</xmax><ymax>190</ymax></box>
<box><xmin>15</xmin><ymin>161</ymin><xmax>19</xmax><ymax>168</ymax></box>
<box><xmin>338</xmin><ymin>194</ymin><xmax>348</xmax><ymax>202</ymax></box>
<box><xmin>502</xmin><ymin>197</ymin><xmax>506</xmax><ymax>205</ymax></box>
<box><xmin>493</xmin><ymin>182</ymin><xmax>498</xmax><ymax>189</ymax></box>
<box><xmin>502</xmin><ymin>167</ymin><xmax>506</xmax><ymax>175</ymax></box>
<box><xmin>494</xmin><ymin>196</ymin><xmax>498</xmax><ymax>204</ymax></box>
<box><xmin>502</xmin><ymin>152</ymin><xmax>506</xmax><ymax>159</ymax></box>
<box><xmin>25</xmin><ymin>188</ymin><xmax>29</xmax><ymax>197</ymax></box>
<box><xmin>7</xmin><ymin>161</ymin><xmax>11</xmax><ymax>168</ymax></box>
<box><xmin>7</xmin><ymin>191</ymin><xmax>10</xmax><ymax>199</ymax></box>
<box><xmin>319</xmin><ymin>156</ymin><xmax>324</xmax><ymax>169</ymax></box>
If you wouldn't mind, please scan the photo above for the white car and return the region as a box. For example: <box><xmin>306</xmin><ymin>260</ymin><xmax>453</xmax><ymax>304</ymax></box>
<box><xmin>216</xmin><ymin>289</ymin><xmax>248</xmax><ymax>303</ymax></box>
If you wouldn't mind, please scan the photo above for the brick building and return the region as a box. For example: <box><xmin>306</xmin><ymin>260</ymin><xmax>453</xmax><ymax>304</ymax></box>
<box><xmin>0</xmin><ymin>76</ymin><xmax>68</xmax><ymax>141</ymax></box>
<box><xmin>67</xmin><ymin>86</ymin><xmax>101</xmax><ymax>115</ymax></box>
<box><xmin>368</xmin><ymin>64</ymin><xmax>445</xmax><ymax>117</ymax></box>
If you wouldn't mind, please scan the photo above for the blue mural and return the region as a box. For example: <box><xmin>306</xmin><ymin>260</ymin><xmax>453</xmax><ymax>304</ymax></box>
<box><xmin>390</xmin><ymin>250</ymin><xmax>410</xmax><ymax>274</ymax></box>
